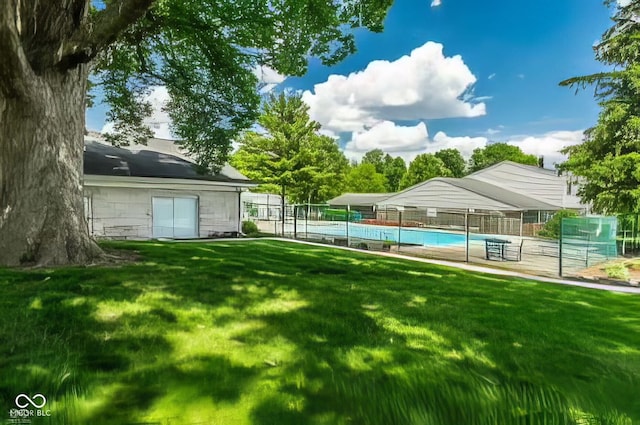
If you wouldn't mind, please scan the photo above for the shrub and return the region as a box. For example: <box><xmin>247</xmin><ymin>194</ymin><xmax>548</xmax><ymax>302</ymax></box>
<box><xmin>605</xmin><ymin>263</ymin><xmax>630</xmax><ymax>281</ymax></box>
<box><xmin>538</xmin><ymin>210</ymin><xmax>579</xmax><ymax>239</ymax></box>
<box><xmin>241</xmin><ymin>220</ymin><xmax>259</xmax><ymax>236</ymax></box>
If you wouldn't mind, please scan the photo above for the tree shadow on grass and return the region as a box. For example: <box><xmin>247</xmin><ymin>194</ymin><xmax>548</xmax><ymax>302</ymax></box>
<box><xmin>2</xmin><ymin>240</ymin><xmax>640</xmax><ymax>424</ymax></box>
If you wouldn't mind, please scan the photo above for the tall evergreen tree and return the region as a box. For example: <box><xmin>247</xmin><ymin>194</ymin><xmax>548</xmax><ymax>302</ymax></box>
<box><xmin>559</xmin><ymin>0</ymin><xmax>640</xmax><ymax>214</ymax></box>
<box><xmin>231</xmin><ymin>93</ymin><xmax>348</xmax><ymax>205</ymax></box>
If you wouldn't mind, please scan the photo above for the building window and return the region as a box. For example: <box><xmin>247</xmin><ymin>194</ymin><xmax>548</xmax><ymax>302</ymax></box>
<box><xmin>152</xmin><ymin>196</ymin><xmax>199</xmax><ymax>238</ymax></box>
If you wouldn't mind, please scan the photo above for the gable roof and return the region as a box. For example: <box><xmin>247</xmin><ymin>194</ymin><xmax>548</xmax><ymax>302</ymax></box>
<box><xmin>84</xmin><ymin>140</ymin><xmax>252</xmax><ymax>184</ymax></box>
<box><xmin>328</xmin><ymin>193</ymin><xmax>393</xmax><ymax>206</ymax></box>
<box><xmin>440</xmin><ymin>178</ymin><xmax>558</xmax><ymax>210</ymax></box>
<box><xmin>377</xmin><ymin>177</ymin><xmax>559</xmax><ymax>211</ymax></box>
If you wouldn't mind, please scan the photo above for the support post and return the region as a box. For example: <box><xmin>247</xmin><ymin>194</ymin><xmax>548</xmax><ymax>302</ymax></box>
<box><xmin>398</xmin><ymin>210</ymin><xmax>402</xmax><ymax>251</ymax></box>
<box><xmin>346</xmin><ymin>204</ymin><xmax>350</xmax><ymax>246</ymax></box>
<box><xmin>294</xmin><ymin>205</ymin><xmax>298</xmax><ymax>239</ymax></box>
<box><xmin>559</xmin><ymin>217</ymin><xmax>564</xmax><ymax>277</ymax></box>
<box><xmin>281</xmin><ymin>185</ymin><xmax>286</xmax><ymax>237</ymax></box>
<box><xmin>237</xmin><ymin>188</ymin><xmax>242</xmax><ymax>236</ymax></box>
<box><xmin>465</xmin><ymin>209</ymin><xmax>470</xmax><ymax>263</ymax></box>
<box><xmin>520</xmin><ymin>211</ymin><xmax>524</xmax><ymax>237</ymax></box>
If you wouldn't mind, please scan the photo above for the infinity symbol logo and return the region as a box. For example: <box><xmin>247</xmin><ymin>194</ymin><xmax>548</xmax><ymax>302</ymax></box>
<box><xmin>15</xmin><ymin>394</ymin><xmax>47</xmax><ymax>409</ymax></box>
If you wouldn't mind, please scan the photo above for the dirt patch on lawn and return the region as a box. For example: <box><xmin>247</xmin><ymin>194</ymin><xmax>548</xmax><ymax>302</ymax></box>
<box><xmin>577</xmin><ymin>258</ymin><xmax>640</xmax><ymax>283</ymax></box>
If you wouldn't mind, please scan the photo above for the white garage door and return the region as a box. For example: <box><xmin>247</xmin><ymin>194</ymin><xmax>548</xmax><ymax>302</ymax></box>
<box><xmin>152</xmin><ymin>197</ymin><xmax>198</xmax><ymax>238</ymax></box>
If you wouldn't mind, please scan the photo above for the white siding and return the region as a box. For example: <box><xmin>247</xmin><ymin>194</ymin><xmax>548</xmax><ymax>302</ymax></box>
<box><xmin>84</xmin><ymin>186</ymin><xmax>239</xmax><ymax>239</ymax></box>
<box><xmin>467</xmin><ymin>162</ymin><xmax>583</xmax><ymax>209</ymax></box>
<box><xmin>378</xmin><ymin>180</ymin><xmax>515</xmax><ymax>210</ymax></box>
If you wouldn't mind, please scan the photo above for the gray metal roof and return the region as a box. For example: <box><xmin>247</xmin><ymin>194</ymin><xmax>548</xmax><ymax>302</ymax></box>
<box><xmin>465</xmin><ymin>160</ymin><xmax>557</xmax><ymax>178</ymax></box>
<box><xmin>377</xmin><ymin>177</ymin><xmax>560</xmax><ymax>211</ymax></box>
<box><xmin>441</xmin><ymin>178</ymin><xmax>559</xmax><ymax>210</ymax></box>
<box><xmin>328</xmin><ymin>193</ymin><xmax>393</xmax><ymax>206</ymax></box>
<box><xmin>84</xmin><ymin>140</ymin><xmax>252</xmax><ymax>184</ymax></box>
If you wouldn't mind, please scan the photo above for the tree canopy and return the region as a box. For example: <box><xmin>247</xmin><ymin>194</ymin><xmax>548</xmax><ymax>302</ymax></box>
<box><xmin>434</xmin><ymin>148</ymin><xmax>466</xmax><ymax>178</ymax></box>
<box><xmin>0</xmin><ymin>0</ymin><xmax>394</xmax><ymax>265</ymax></box>
<box><xmin>361</xmin><ymin>149</ymin><xmax>386</xmax><ymax>174</ymax></box>
<box><xmin>344</xmin><ymin>163</ymin><xmax>388</xmax><ymax>193</ymax></box>
<box><xmin>468</xmin><ymin>143</ymin><xmax>539</xmax><ymax>173</ymax></box>
<box><xmin>558</xmin><ymin>0</ymin><xmax>640</xmax><ymax>214</ymax></box>
<box><xmin>92</xmin><ymin>0</ymin><xmax>393</xmax><ymax>171</ymax></box>
<box><xmin>399</xmin><ymin>154</ymin><xmax>452</xmax><ymax>190</ymax></box>
<box><xmin>230</xmin><ymin>92</ymin><xmax>348</xmax><ymax>203</ymax></box>
<box><xmin>382</xmin><ymin>154</ymin><xmax>407</xmax><ymax>192</ymax></box>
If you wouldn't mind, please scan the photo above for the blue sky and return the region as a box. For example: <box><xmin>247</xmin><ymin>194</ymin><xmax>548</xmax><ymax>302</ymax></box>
<box><xmin>86</xmin><ymin>0</ymin><xmax>615</xmax><ymax>167</ymax></box>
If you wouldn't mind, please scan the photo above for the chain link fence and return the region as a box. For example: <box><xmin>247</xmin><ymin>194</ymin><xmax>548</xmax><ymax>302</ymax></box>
<box><xmin>243</xmin><ymin>201</ymin><xmax>621</xmax><ymax>278</ymax></box>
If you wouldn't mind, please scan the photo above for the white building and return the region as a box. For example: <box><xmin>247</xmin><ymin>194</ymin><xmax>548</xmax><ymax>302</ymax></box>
<box><xmin>83</xmin><ymin>136</ymin><xmax>255</xmax><ymax>239</ymax></box>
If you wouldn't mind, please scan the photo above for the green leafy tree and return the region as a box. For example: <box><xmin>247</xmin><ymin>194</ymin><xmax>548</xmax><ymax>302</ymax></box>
<box><xmin>0</xmin><ymin>0</ymin><xmax>393</xmax><ymax>266</ymax></box>
<box><xmin>344</xmin><ymin>163</ymin><xmax>388</xmax><ymax>193</ymax></box>
<box><xmin>382</xmin><ymin>154</ymin><xmax>407</xmax><ymax>192</ymax></box>
<box><xmin>435</xmin><ymin>148</ymin><xmax>466</xmax><ymax>178</ymax></box>
<box><xmin>231</xmin><ymin>92</ymin><xmax>348</xmax><ymax>206</ymax></box>
<box><xmin>558</xmin><ymin>0</ymin><xmax>640</xmax><ymax>214</ymax></box>
<box><xmin>538</xmin><ymin>209</ymin><xmax>579</xmax><ymax>239</ymax></box>
<box><xmin>468</xmin><ymin>143</ymin><xmax>539</xmax><ymax>172</ymax></box>
<box><xmin>399</xmin><ymin>154</ymin><xmax>452</xmax><ymax>190</ymax></box>
<box><xmin>362</xmin><ymin>149</ymin><xmax>386</xmax><ymax>174</ymax></box>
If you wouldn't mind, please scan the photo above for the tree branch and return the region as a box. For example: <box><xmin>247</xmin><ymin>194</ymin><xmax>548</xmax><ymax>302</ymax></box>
<box><xmin>58</xmin><ymin>0</ymin><xmax>156</xmax><ymax>70</ymax></box>
<box><xmin>0</xmin><ymin>0</ymin><xmax>35</xmax><ymax>98</ymax></box>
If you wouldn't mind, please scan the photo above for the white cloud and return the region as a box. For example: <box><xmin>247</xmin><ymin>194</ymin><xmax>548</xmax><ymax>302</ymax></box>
<box><xmin>302</xmin><ymin>41</ymin><xmax>486</xmax><ymax>134</ymax></box>
<box><xmin>485</xmin><ymin>128</ymin><xmax>501</xmax><ymax>136</ymax></box>
<box><xmin>517</xmin><ymin>74</ymin><xmax>525</xmax><ymax>79</ymax></box>
<box><xmin>101</xmin><ymin>86</ymin><xmax>175</xmax><ymax>140</ymax></box>
<box><xmin>345</xmin><ymin>121</ymin><xmax>429</xmax><ymax>153</ymax></box>
<box><xmin>431</xmin><ymin>0</ymin><xmax>441</xmax><ymax>6</ymax></box>
<box><xmin>342</xmin><ymin>123</ymin><xmax>584</xmax><ymax>169</ymax></box>
<box><xmin>488</xmin><ymin>73</ymin><xmax>496</xmax><ymax>80</ymax></box>
<box><xmin>254</xmin><ymin>65</ymin><xmax>287</xmax><ymax>93</ymax></box>
<box><xmin>618</xmin><ymin>0</ymin><xmax>632</xmax><ymax>7</ymax></box>
<box><xmin>506</xmin><ymin>130</ymin><xmax>584</xmax><ymax>168</ymax></box>
<box><xmin>143</xmin><ymin>86</ymin><xmax>173</xmax><ymax>139</ymax></box>
<box><xmin>429</xmin><ymin>132</ymin><xmax>489</xmax><ymax>159</ymax></box>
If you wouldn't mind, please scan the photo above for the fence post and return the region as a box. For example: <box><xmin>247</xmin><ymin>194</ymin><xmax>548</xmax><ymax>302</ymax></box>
<box><xmin>306</xmin><ymin>202</ymin><xmax>309</xmax><ymax>238</ymax></box>
<box><xmin>294</xmin><ymin>205</ymin><xmax>298</xmax><ymax>240</ymax></box>
<box><xmin>465</xmin><ymin>209</ymin><xmax>470</xmax><ymax>263</ymax></box>
<box><xmin>398</xmin><ymin>209</ymin><xmax>402</xmax><ymax>252</ymax></box>
<box><xmin>559</xmin><ymin>218</ymin><xmax>563</xmax><ymax>277</ymax></box>
<box><xmin>346</xmin><ymin>204</ymin><xmax>350</xmax><ymax>246</ymax></box>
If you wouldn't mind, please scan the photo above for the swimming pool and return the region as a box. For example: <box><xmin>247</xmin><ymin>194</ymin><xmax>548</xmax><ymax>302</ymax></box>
<box><xmin>297</xmin><ymin>222</ymin><xmax>482</xmax><ymax>247</ymax></box>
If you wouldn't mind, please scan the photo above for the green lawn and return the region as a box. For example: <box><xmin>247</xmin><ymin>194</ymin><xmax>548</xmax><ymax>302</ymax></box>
<box><xmin>1</xmin><ymin>240</ymin><xmax>639</xmax><ymax>425</ymax></box>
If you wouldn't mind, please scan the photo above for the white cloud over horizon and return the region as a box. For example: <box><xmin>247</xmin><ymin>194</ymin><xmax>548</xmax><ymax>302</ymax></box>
<box><xmin>302</xmin><ymin>41</ymin><xmax>486</xmax><ymax>134</ymax></box>
<box><xmin>343</xmin><ymin>123</ymin><xmax>584</xmax><ymax>169</ymax></box>
<box><xmin>431</xmin><ymin>0</ymin><xmax>442</xmax><ymax>7</ymax></box>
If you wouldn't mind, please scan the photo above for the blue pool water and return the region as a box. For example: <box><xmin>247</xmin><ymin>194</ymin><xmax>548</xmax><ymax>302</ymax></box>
<box><xmin>299</xmin><ymin>222</ymin><xmax>482</xmax><ymax>247</ymax></box>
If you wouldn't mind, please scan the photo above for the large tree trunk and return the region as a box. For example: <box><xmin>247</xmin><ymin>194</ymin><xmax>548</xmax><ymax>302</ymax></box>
<box><xmin>0</xmin><ymin>65</ymin><xmax>102</xmax><ymax>266</ymax></box>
